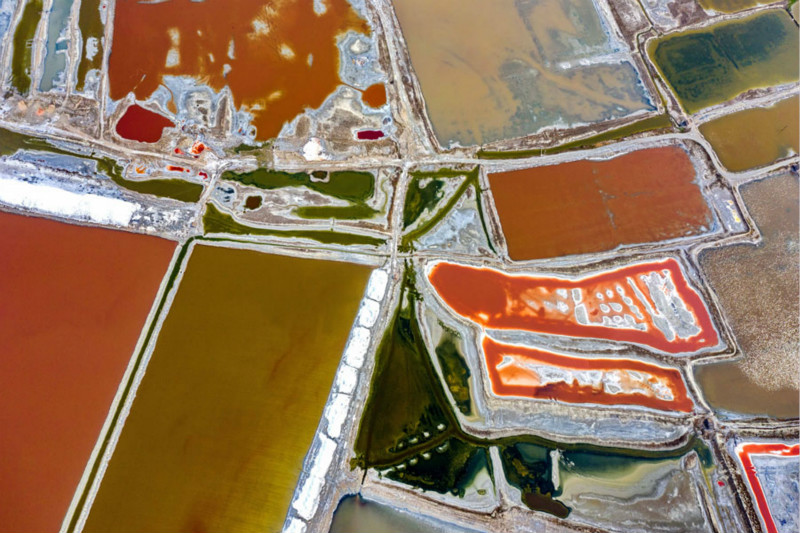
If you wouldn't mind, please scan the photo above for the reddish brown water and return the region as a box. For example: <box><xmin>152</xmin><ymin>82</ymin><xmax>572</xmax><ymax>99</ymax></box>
<box><xmin>483</xmin><ymin>336</ymin><xmax>693</xmax><ymax>412</ymax></box>
<box><xmin>0</xmin><ymin>212</ymin><xmax>175</xmax><ymax>533</ymax></box>
<box><xmin>115</xmin><ymin>104</ymin><xmax>176</xmax><ymax>143</ymax></box>
<box><xmin>244</xmin><ymin>195</ymin><xmax>262</xmax><ymax>209</ymax></box>
<box><xmin>488</xmin><ymin>146</ymin><xmax>711</xmax><ymax>260</ymax></box>
<box><xmin>427</xmin><ymin>258</ymin><xmax>718</xmax><ymax>354</ymax></box>
<box><xmin>108</xmin><ymin>0</ymin><xmax>367</xmax><ymax>140</ymax></box>
<box><xmin>361</xmin><ymin>83</ymin><xmax>387</xmax><ymax>107</ymax></box>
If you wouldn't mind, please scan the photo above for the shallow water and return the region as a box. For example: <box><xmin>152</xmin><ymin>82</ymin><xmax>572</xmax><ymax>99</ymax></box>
<box><xmin>482</xmin><ymin>336</ymin><xmax>693</xmax><ymax>412</ymax></box>
<box><xmin>222</xmin><ymin>168</ymin><xmax>378</xmax><ymax>219</ymax></box>
<box><xmin>203</xmin><ymin>202</ymin><xmax>385</xmax><ymax>246</ymax></box>
<box><xmin>736</xmin><ymin>443</ymin><xmax>799</xmax><ymax>533</ymax></box>
<box><xmin>392</xmin><ymin>0</ymin><xmax>652</xmax><ymax>146</ymax></box>
<box><xmin>361</xmin><ymin>83</ymin><xmax>387</xmax><ymax>108</ymax></box>
<box><xmin>695</xmin><ymin>173</ymin><xmax>799</xmax><ymax>418</ymax></box>
<box><xmin>329</xmin><ymin>495</ymin><xmax>482</xmax><ymax>533</ymax></box>
<box><xmin>82</xmin><ymin>244</ymin><xmax>371</xmax><ymax>533</ymax></box>
<box><xmin>427</xmin><ymin>258</ymin><xmax>719</xmax><ymax>354</ymax></box>
<box><xmin>39</xmin><ymin>0</ymin><xmax>73</xmax><ymax>91</ymax></box>
<box><xmin>696</xmin><ymin>0</ymin><xmax>772</xmax><ymax>14</ymax></box>
<box><xmin>557</xmin><ymin>452</ymin><xmax>711</xmax><ymax>532</ymax></box>
<box><xmin>435</xmin><ymin>328</ymin><xmax>473</xmax><ymax>416</ymax></box>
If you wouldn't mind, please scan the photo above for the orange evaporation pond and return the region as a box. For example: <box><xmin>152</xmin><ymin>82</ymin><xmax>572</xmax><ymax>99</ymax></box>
<box><xmin>488</xmin><ymin>146</ymin><xmax>712</xmax><ymax>260</ymax></box>
<box><xmin>108</xmin><ymin>0</ymin><xmax>367</xmax><ymax>140</ymax></box>
<box><xmin>427</xmin><ymin>258</ymin><xmax>719</xmax><ymax>354</ymax></box>
<box><xmin>736</xmin><ymin>443</ymin><xmax>799</xmax><ymax>533</ymax></box>
<box><xmin>0</xmin><ymin>212</ymin><xmax>175</xmax><ymax>533</ymax></box>
<box><xmin>115</xmin><ymin>104</ymin><xmax>175</xmax><ymax>143</ymax></box>
<box><xmin>483</xmin><ymin>336</ymin><xmax>693</xmax><ymax>412</ymax></box>
<box><xmin>362</xmin><ymin>83</ymin><xmax>387</xmax><ymax>107</ymax></box>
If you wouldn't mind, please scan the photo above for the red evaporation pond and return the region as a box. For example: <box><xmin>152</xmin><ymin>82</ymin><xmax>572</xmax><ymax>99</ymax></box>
<box><xmin>115</xmin><ymin>104</ymin><xmax>175</xmax><ymax>143</ymax></box>
<box><xmin>0</xmin><ymin>212</ymin><xmax>176</xmax><ymax>533</ymax></box>
<box><xmin>736</xmin><ymin>443</ymin><xmax>800</xmax><ymax>533</ymax></box>
<box><xmin>427</xmin><ymin>258</ymin><xmax>719</xmax><ymax>355</ymax></box>
<box><xmin>362</xmin><ymin>83</ymin><xmax>387</xmax><ymax>107</ymax></box>
<box><xmin>482</xmin><ymin>335</ymin><xmax>694</xmax><ymax>412</ymax></box>
<box><xmin>488</xmin><ymin>145</ymin><xmax>712</xmax><ymax>260</ymax></box>
<box><xmin>357</xmin><ymin>129</ymin><xmax>385</xmax><ymax>140</ymax></box>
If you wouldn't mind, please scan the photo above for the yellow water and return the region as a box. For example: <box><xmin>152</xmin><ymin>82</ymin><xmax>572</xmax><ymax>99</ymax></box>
<box><xmin>83</xmin><ymin>244</ymin><xmax>371</xmax><ymax>533</ymax></box>
<box><xmin>699</xmin><ymin>96</ymin><xmax>799</xmax><ymax>172</ymax></box>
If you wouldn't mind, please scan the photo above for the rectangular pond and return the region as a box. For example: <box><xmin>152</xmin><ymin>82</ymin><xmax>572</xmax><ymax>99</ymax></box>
<box><xmin>82</xmin><ymin>244</ymin><xmax>371</xmax><ymax>533</ymax></box>
<box><xmin>392</xmin><ymin>0</ymin><xmax>654</xmax><ymax>147</ymax></box>
<box><xmin>699</xmin><ymin>96</ymin><xmax>799</xmax><ymax>172</ymax></box>
<box><xmin>0</xmin><ymin>212</ymin><xmax>175</xmax><ymax>533</ymax></box>
<box><xmin>695</xmin><ymin>173</ymin><xmax>799</xmax><ymax>419</ymax></box>
<box><xmin>649</xmin><ymin>10</ymin><xmax>799</xmax><ymax>114</ymax></box>
<box><xmin>488</xmin><ymin>146</ymin><xmax>712</xmax><ymax>260</ymax></box>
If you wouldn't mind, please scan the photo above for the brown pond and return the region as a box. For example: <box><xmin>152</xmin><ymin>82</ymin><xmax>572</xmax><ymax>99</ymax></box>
<box><xmin>108</xmin><ymin>0</ymin><xmax>368</xmax><ymax>139</ymax></box>
<box><xmin>391</xmin><ymin>0</ymin><xmax>652</xmax><ymax>146</ymax></box>
<box><xmin>244</xmin><ymin>195</ymin><xmax>262</xmax><ymax>210</ymax></box>
<box><xmin>0</xmin><ymin>212</ymin><xmax>175</xmax><ymax>533</ymax></box>
<box><xmin>695</xmin><ymin>173</ymin><xmax>799</xmax><ymax>418</ymax></box>
<box><xmin>488</xmin><ymin>146</ymin><xmax>712</xmax><ymax>260</ymax></box>
<box><xmin>361</xmin><ymin>83</ymin><xmax>387</xmax><ymax>108</ymax></box>
<box><xmin>82</xmin><ymin>244</ymin><xmax>371</xmax><ymax>533</ymax></box>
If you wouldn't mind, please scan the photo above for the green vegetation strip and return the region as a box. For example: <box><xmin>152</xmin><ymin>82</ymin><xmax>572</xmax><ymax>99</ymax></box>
<box><xmin>98</xmin><ymin>158</ymin><xmax>203</xmax><ymax>203</ymax></box>
<box><xmin>353</xmin><ymin>266</ymin><xmax>711</xmax><ymax>516</ymax></box>
<box><xmin>222</xmin><ymin>168</ymin><xmax>373</xmax><ymax>201</ymax></box>
<box><xmin>203</xmin><ymin>202</ymin><xmax>385</xmax><ymax>247</ymax></box>
<box><xmin>400</xmin><ymin>167</ymin><xmax>496</xmax><ymax>254</ymax></box>
<box><xmin>403</xmin><ymin>177</ymin><xmax>445</xmax><ymax>229</ymax></box>
<box><xmin>10</xmin><ymin>0</ymin><xmax>44</xmax><ymax>95</ymax></box>
<box><xmin>0</xmin><ymin>127</ymin><xmax>203</xmax><ymax>202</ymax></box>
<box><xmin>222</xmin><ymin>168</ymin><xmax>379</xmax><ymax>220</ymax></box>
<box><xmin>476</xmin><ymin>114</ymin><xmax>672</xmax><ymax>160</ymax></box>
<box><xmin>66</xmin><ymin>239</ymin><xmax>193</xmax><ymax>533</ymax></box>
<box><xmin>75</xmin><ymin>0</ymin><xmax>103</xmax><ymax>92</ymax></box>
<box><xmin>294</xmin><ymin>204</ymin><xmax>378</xmax><ymax>220</ymax></box>
<box><xmin>435</xmin><ymin>326</ymin><xmax>473</xmax><ymax>417</ymax></box>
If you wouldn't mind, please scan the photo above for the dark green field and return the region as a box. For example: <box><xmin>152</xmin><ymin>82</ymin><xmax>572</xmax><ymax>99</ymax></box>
<box><xmin>650</xmin><ymin>10</ymin><xmax>799</xmax><ymax>114</ymax></box>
